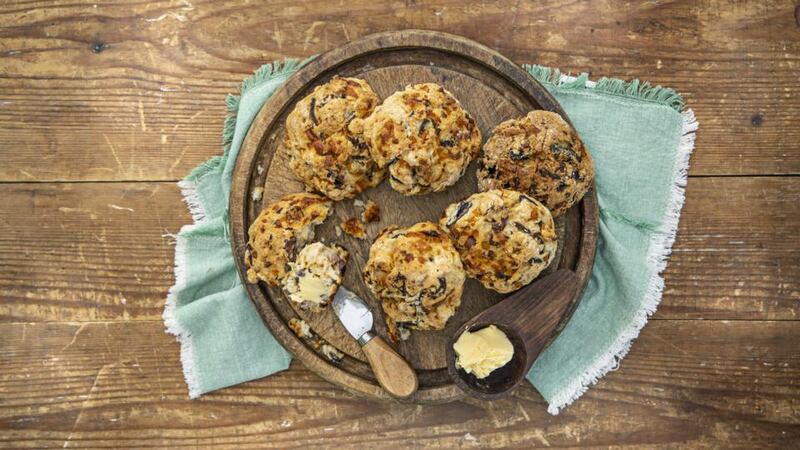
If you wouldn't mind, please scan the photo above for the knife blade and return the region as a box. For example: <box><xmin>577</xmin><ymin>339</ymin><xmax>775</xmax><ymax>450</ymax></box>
<box><xmin>331</xmin><ymin>285</ymin><xmax>418</xmax><ymax>398</ymax></box>
<box><xmin>332</xmin><ymin>286</ymin><xmax>374</xmax><ymax>345</ymax></box>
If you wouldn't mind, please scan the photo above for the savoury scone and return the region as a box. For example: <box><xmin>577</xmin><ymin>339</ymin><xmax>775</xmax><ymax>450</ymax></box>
<box><xmin>284</xmin><ymin>76</ymin><xmax>384</xmax><ymax>200</ymax></box>
<box><xmin>439</xmin><ymin>189</ymin><xmax>558</xmax><ymax>293</ymax></box>
<box><xmin>476</xmin><ymin>110</ymin><xmax>594</xmax><ymax>216</ymax></box>
<box><xmin>361</xmin><ymin>83</ymin><xmax>482</xmax><ymax>195</ymax></box>
<box><xmin>282</xmin><ymin>242</ymin><xmax>348</xmax><ymax>311</ymax></box>
<box><xmin>362</xmin><ymin>221</ymin><xmax>466</xmax><ymax>340</ymax></box>
<box><xmin>245</xmin><ymin>193</ymin><xmax>332</xmax><ymax>285</ymax></box>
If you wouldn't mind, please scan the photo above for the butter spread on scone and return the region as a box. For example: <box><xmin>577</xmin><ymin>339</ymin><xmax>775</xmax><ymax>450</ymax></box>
<box><xmin>477</xmin><ymin>110</ymin><xmax>594</xmax><ymax>216</ymax></box>
<box><xmin>440</xmin><ymin>189</ymin><xmax>558</xmax><ymax>293</ymax></box>
<box><xmin>362</xmin><ymin>221</ymin><xmax>466</xmax><ymax>341</ymax></box>
<box><xmin>245</xmin><ymin>193</ymin><xmax>332</xmax><ymax>285</ymax></box>
<box><xmin>361</xmin><ymin>83</ymin><xmax>482</xmax><ymax>195</ymax></box>
<box><xmin>284</xmin><ymin>77</ymin><xmax>384</xmax><ymax>200</ymax></box>
<box><xmin>453</xmin><ymin>325</ymin><xmax>514</xmax><ymax>379</ymax></box>
<box><xmin>282</xmin><ymin>242</ymin><xmax>348</xmax><ymax>310</ymax></box>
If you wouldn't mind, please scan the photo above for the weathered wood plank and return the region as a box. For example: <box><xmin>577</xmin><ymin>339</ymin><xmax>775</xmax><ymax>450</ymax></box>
<box><xmin>662</xmin><ymin>176</ymin><xmax>800</xmax><ymax>319</ymax></box>
<box><xmin>0</xmin><ymin>176</ymin><xmax>797</xmax><ymax>323</ymax></box>
<box><xmin>0</xmin><ymin>0</ymin><xmax>798</xmax><ymax>182</ymax></box>
<box><xmin>0</xmin><ymin>320</ymin><xmax>797</xmax><ymax>448</ymax></box>
<box><xmin>0</xmin><ymin>182</ymin><xmax>185</xmax><ymax>322</ymax></box>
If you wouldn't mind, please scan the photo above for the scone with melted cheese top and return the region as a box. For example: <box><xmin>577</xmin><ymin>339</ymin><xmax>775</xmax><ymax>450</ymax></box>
<box><xmin>362</xmin><ymin>83</ymin><xmax>481</xmax><ymax>195</ymax></box>
<box><xmin>477</xmin><ymin>110</ymin><xmax>594</xmax><ymax>216</ymax></box>
<box><xmin>362</xmin><ymin>221</ymin><xmax>466</xmax><ymax>340</ymax></box>
<box><xmin>284</xmin><ymin>76</ymin><xmax>383</xmax><ymax>200</ymax></box>
<box><xmin>440</xmin><ymin>189</ymin><xmax>557</xmax><ymax>293</ymax></box>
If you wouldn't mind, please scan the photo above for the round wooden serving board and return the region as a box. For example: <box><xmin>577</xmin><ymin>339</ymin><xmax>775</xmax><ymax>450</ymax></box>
<box><xmin>230</xmin><ymin>30</ymin><xmax>598</xmax><ymax>403</ymax></box>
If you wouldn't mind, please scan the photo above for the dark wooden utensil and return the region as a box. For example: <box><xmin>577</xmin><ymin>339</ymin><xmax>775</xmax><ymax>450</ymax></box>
<box><xmin>446</xmin><ymin>270</ymin><xmax>579</xmax><ymax>400</ymax></box>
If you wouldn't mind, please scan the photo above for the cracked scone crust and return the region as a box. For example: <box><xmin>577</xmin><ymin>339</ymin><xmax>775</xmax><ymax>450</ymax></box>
<box><xmin>284</xmin><ymin>77</ymin><xmax>383</xmax><ymax>200</ymax></box>
<box><xmin>439</xmin><ymin>189</ymin><xmax>558</xmax><ymax>293</ymax></box>
<box><xmin>363</xmin><ymin>222</ymin><xmax>466</xmax><ymax>340</ymax></box>
<box><xmin>477</xmin><ymin>110</ymin><xmax>594</xmax><ymax>216</ymax></box>
<box><xmin>282</xmin><ymin>242</ymin><xmax>348</xmax><ymax>311</ymax></box>
<box><xmin>362</xmin><ymin>83</ymin><xmax>481</xmax><ymax>195</ymax></box>
<box><xmin>245</xmin><ymin>193</ymin><xmax>332</xmax><ymax>285</ymax></box>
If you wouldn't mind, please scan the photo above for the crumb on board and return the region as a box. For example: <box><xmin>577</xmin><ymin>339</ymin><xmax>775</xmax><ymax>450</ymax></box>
<box><xmin>288</xmin><ymin>318</ymin><xmax>313</xmax><ymax>339</ymax></box>
<box><xmin>321</xmin><ymin>344</ymin><xmax>344</xmax><ymax>363</ymax></box>
<box><xmin>251</xmin><ymin>187</ymin><xmax>264</xmax><ymax>202</ymax></box>
<box><xmin>464</xmin><ymin>433</ymin><xmax>477</xmax><ymax>442</ymax></box>
<box><xmin>398</xmin><ymin>325</ymin><xmax>411</xmax><ymax>341</ymax></box>
<box><xmin>361</xmin><ymin>200</ymin><xmax>380</xmax><ymax>223</ymax></box>
<box><xmin>257</xmin><ymin>164</ymin><xmax>265</xmax><ymax>175</ymax></box>
<box><xmin>289</xmin><ymin>319</ymin><xmax>343</xmax><ymax>362</ymax></box>
<box><xmin>340</xmin><ymin>217</ymin><xmax>366</xmax><ymax>239</ymax></box>
<box><xmin>353</xmin><ymin>199</ymin><xmax>365</xmax><ymax>208</ymax></box>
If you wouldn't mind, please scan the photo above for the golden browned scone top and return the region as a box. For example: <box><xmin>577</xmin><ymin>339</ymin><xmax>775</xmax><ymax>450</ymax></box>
<box><xmin>362</xmin><ymin>221</ymin><xmax>466</xmax><ymax>341</ymax></box>
<box><xmin>477</xmin><ymin>110</ymin><xmax>594</xmax><ymax>216</ymax></box>
<box><xmin>245</xmin><ymin>192</ymin><xmax>332</xmax><ymax>285</ymax></box>
<box><xmin>440</xmin><ymin>189</ymin><xmax>558</xmax><ymax>293</ymax></box>
<box><xmin>362</xmin><ymin>83</ymin><xmax>482</xmax><ymax>195</ymax></box>
<box><xmin>284</xmin><ymin>76</ymin><xmax>384</xmax><ymax>200</ymax></box>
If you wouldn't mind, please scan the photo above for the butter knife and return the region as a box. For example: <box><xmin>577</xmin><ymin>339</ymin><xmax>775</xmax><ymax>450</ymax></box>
<box><xmin>332</xmin><ymin>287</ymin><xmax>418</xmax><ymax>398</ymax></box>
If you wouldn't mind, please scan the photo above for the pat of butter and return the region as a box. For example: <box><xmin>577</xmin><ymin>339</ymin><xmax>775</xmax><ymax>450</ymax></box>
<box><xmin>294</xmin><ymin>273</ymin><xmax>331</xmax><ymax>305</ymax></box>
<box><xmin>453</xmin><ymin>325</ymin><xmax>514</xmax><ymax>379</ymax></box>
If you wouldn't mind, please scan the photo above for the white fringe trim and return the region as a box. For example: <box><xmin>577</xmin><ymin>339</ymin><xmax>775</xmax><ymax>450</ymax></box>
<box><xmin>177</xmin><ymin>179</ymin><xmax>207</xmax><ymax>223</ymax></box>
<box><xmin>546</xmin><ymin>106</ymin><xmax>698</xmax><ymax>415</ymax></box>
<box><xmin>163</xmin><ymin>222</ymin><xmax>203</xmax><ymax>399</ymax></box>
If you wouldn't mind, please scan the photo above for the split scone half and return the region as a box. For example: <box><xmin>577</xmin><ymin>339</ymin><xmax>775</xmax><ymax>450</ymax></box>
<box><xmin>245</xmin><ymin>192</ymin><xmax>348</xmax><ymax>310</ymax></box>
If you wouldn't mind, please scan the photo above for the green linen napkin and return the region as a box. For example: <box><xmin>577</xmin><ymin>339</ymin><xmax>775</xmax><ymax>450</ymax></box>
<box><xmin>164</xmin><ymin>59</ymin><xmax>696</xmax><ymax>414</ymax></box>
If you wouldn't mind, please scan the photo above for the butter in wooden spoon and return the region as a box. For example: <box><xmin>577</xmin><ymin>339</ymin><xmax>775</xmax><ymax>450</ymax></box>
<box><xmin>453</xmin><ymin>325</ymin><xmax>514</xmax><ymax>379</ymax></box>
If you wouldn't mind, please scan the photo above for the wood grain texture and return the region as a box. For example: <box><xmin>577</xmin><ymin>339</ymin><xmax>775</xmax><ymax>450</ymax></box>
<box><xmin>361</xmin><ymin>335</ymin><xmax>419</xmax><ymax>399</ymax></box>
<box><xmin>229</xmin><ymin>29</ymin><xmax>599</xmax><ymax>403</ymax></box>
<box><xmin>0</xmin><ymin>0</ymin><xmax>798</xmax><ymax>182</ymax></box>
<box><xmin>1</xmin><ymin>2</ymin><xmax>798</xmax><ymax>445</ymax></box>
<box><xmin>0</xmin><ymin>320</ymin><xmax>797</xmax><ymax>448</ymax></box>
<box><xmin>1</xmin><ymin>177</ymin><xmax>796</xmax><ymax>323</ymax></box>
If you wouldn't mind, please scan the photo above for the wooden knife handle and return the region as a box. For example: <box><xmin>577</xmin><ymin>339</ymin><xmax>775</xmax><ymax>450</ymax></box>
<box><xmin>362</xmin><ymin>336</ymin><xmax>418</xmax><ymax>399</ymax></box>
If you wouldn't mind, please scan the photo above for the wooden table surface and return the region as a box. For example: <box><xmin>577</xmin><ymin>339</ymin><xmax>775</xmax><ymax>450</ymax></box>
<box><xmin>1</xmin><ymin>0</ymin><xmax>798</xmax><ymax>448</ymax></box>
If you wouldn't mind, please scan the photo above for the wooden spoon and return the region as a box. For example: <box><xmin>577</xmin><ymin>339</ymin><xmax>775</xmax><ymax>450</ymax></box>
<box><xmin>446</xmin><ymin>269</ymin><xmax>579</xmax><ymax>400</ymax></box>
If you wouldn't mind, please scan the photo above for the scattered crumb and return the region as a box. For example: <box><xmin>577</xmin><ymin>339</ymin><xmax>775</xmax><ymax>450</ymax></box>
<box><xmin>108</xmin><ymin>204</ymin><xmax>135</xmax><ymax>212</ymax></box>
<box><xmin>289</xmin><ymin>319</ymin><xmax>343</xmax><ymax>363</ymax></box>
<box><xmin>340</xmin><ymin>217</ymin><xmax>366</xmax><ymax>239</ymax></box>
<box><xmin>335</xmin><ymin>226</ymin><xmax>343</xmax><ymax>238</ymax></box>
<box><xmin>279</xmin><ymin>419</ymin><xmax>292</xmax><ymax>428</ymax></box>
<box><xmin>324</xmin><ymin>427</ymin><xmax>334</xmax><ymax>432</ymax></box>
<box><xmin>397</xmin><ymin>325</ymin><xmax>411</xmax><ymax>341</ymax></box>
<box><xmin>361</xmin><ymin>200</ymin><xmax>380</xmax><ymax>223</ymax></box>
<box><xmin>288</xmin><ymin>318</ymin><xmax>313</xmax><ymax>339</ymax></box>
<box><xmin>321</xmin><ymin>344</ymin><xmax>344</xmax><ymax>363</ymax></box>
<box><xmin>257</xmin><ymin>164</ymin><xmax>265</xmax><ymax>175</ymax></box>
<box><xmin>251</xmin><ymin>187</ymin><xmax>264</xmax><ymax>202</ymax></box>
<box><xmin>353</xmin><ymin>199</ymin><xmax>365</xmax><ymax>208</ymax></box>
<box><xmin>464</xmin><ymin>433</ymin><xmax>477</xmax><ymax>442</ymax></box>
